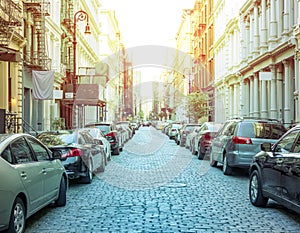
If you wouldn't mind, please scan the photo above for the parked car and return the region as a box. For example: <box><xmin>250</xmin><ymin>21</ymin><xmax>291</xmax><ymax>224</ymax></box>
<box><xmin>209</xmin><ymin>117</ymin><xmax>287</xmax><ymax>175</ymax></box>
<box><xmin>167</xmin><ymin>123</ymin><xmax>182</xmax><ymax>140</ymax></box>
<box><xmin>117</xmin><ymin>121</ymin><xmax>135</xmax><ymax>136</ymax></box>
<box><xmin>85</xmin><ymin>122</ymin><xmax>122</xmax><ymax>155</ymax></box>
<box><xmin>83</xmin><ymin>127</ymin><xmax>112</xmax><ymax>164</ymax></box>
<box><xmin>0</xmin><ymin>133</ymin><xmax>68</xmax><ymax>233</ymax></box>
<box><xmin>142</xmin><ymin>121</ymin><xmax>151</xmax><ymax>127</ymax></box>
<box><xmin>116</xmin><ymin>124</ymin><xmax>130</xmax><ymax>144</ymax></box>
<box><xmin>185</xmin><ymin>126</ymin><xmax>201</xmax><ymax>149</ymax></box>
<box><xmin>179</xmin><ymin>124</ymin><xmax>201</xmax><ymax>147</ymax></box>
<box><xmin>249</xmin><ymin>124</ymin><xmax>300</xmax><ymax>214</ymax></box>
<box><xmin>191</xmin><ymin>122</ymin><xmax>223</xmax><ymax>159</ymax></box>
<box><xmin>37</xmin><ymin>129</ymin><xmax>106</xmax><ymax>183</ymax></box>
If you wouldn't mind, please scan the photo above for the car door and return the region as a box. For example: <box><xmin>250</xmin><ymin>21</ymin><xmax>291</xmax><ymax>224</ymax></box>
<box><xmin>80</xmin><ymin>131</ymin><xmax>103</xmax><ymax>172</ymax></box>
<box><xmin>10</xmin><ymin>137</ymin><xmax>45</xmax><ymax>212</ymax></box>
<box><xmin>211</xmin><ymin>122</ymin><xmax>236</xmax><ymax>163</ymax></box>
<box><xmin>280</xmin><ymin>129</ymin><xmax>300</xmax><ymax>206</ymax></box>
<box><xmin>263</xmin><ymin>130</ymin><xmax>300</xmax><ymax>199</ymax></box>
<box><xmin>26</xmin><ymin>136</ymin><xmax>61</xmax><ymax>201</ymax></box>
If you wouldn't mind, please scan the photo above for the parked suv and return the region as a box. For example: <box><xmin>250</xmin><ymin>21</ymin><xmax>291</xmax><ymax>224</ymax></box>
<box><xmin>209</xmin><ymin>117</ymin><xmax>287</xmax><ymax>175</ymax></box>
<box><xmin>249</xmin><ymin>124</ymin><xmax>300</xmax><ymax>214</ymax></box>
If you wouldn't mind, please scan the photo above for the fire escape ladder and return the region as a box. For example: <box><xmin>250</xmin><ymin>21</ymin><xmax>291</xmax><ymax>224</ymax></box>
<box><xmin>24</xmin><ymin>0</ymin><xmax>51</xmax><ymax>70</ymax></box>
<box><xmin>61</xmin><ymin>0</ymin><xmax>74</xmax><ymax>80</ymax></box>
<box><xmin>0</xmin><ymin>0</ymin><xmax>22</xmax><ymax>48</ymax></box>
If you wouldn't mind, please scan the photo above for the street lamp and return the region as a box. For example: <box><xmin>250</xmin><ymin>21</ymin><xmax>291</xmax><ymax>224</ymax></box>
<box><xmin>72</xmin><ymin>10</ymin><xmax>91</xmax><ymax>128</ymax></box>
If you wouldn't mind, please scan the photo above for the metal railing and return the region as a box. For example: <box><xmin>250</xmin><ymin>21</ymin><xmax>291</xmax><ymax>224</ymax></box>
<box><xmin>5</xmin><ymin>112</ymin><xmax>38</xmax><ymax>135</ymax></box>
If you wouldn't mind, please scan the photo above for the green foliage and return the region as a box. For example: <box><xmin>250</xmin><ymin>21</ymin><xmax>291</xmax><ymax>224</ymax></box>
<box><xmin>186</xmin><ymin>92</ymin><xmax>209</xmax><ymax>123</ymax></box>
<box><xmin>138</xmin><ymin>110</ymin><xmax>144</xmax><ymax>120</ymax></box>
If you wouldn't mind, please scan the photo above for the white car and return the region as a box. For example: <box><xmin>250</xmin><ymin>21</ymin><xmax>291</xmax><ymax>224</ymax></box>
<box><xmin>84</xmin><ymin>128</ymin><xmax>112</xmax><ymax>164</ymax></box>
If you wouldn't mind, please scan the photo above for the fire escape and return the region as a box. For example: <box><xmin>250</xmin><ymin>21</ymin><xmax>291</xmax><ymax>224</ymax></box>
<box><xmin>0</xmin><ymin>0</ymin><xmax>23</xmax><ymax>61</ymax></box>
<box><xmin>61</xmin><ymin>0</ymin><xmax>75</xmax><ymax>84</ymax></box>
<box><xmin>24</xmin><ymin>0</ymin><xmax>51</xmax><ymax>70</ymax></box>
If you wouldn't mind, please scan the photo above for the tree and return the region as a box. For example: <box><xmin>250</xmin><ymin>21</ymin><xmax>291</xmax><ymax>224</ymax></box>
<box><xmin>186</xmin><ymin>91</ymin><xmax>209</xmax><ymax>123</ymax></box>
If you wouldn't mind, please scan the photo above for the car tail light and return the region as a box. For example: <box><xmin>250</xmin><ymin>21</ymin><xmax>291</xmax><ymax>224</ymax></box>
<box><xmin>60</xmin><ymin>148</ymin><xmax>83</xmax><ymax>159</ymax></box>
<box><xmin>232</xmin><ymin>136</ymin><xmax>252</xmax><ymax>144</ymax></box>
<box><xmin>204</xmin><ymin>132</ymin><xmax>211</xmax><ymax>140</ymax></box>
<box><xmin>106</xmin><ymin>132</ymin><xmax>115</xmax><ymax>138</ymax></box>
<box><xmin>68</xmin><ymin>148</ymin><xmax>83</xmax><ymax>157</ymax></box>
<box><xmin>105</xmin><ymin>132</ymin><xmax>116</xmax><ymax>142</ymax></box>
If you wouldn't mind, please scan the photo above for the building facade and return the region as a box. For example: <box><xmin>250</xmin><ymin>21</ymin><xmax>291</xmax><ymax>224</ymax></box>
<box><xmin>0</xmin><ymin>0</ymin><xmax>24</xmax><ymax>133</ymax></box>
<box><xmin>238</xmin><ymin>0</ymin><xmax>298</xmax><ymax>127</ymax></box>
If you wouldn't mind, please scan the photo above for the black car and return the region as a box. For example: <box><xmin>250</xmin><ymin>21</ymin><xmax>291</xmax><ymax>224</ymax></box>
<box><xmin>85</xmin><ymin>122</ymin><xmax>123</xmax><ymax>155</ymax></box>
<box><xmin>249</xmin><ymin>124</ymin><xmax>300</xmax><ymax>214</ymax></box>
<box><xmin>37</xmin><ymin>129</ymin><xmax>106</xmax><ymax>184</ymax></box>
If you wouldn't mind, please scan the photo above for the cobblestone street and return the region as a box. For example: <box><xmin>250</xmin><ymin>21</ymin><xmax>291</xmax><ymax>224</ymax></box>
<box><xmin>26</xmin><ymin>126</ymin><xmax>300</xmax><ymax>233</ymax></box>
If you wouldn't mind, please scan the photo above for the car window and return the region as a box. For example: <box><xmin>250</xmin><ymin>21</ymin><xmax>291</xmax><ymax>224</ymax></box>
<box><xmin>293</xmin><ymin>132</ymin><xmax>300</xmax><ymax>153</ymax></box>
<box><xmin>222</xmin><ymin>122</ymin><xmax>236</xmax><ymax>136</ymax></box>
<box><xmin>1</xmin><ymin>147</ymin><xmax>13</xmax><ymax>163</ymax></box>
<box><xmin>81</xmin><ymin>131</ymin><xmax>94</xmax><ymax>144</ymax></box>
<box><xmin>275</xmin><ymin>130</ymin><xmax>299</xmax><ymax>154</ymax></box>
<box><xmin>11</xmin><ymin>137</ymin><xmax>33</xmax><ymax>163</ymax></box>
<box><xmin>26</xmin><ymin>137</ymin><xmax>50</xmax><ymax>161</ymax></box>
<box><xmin>237</xmin><ymin>122</ymin><xmax>286</xmax><ymax>139</ymax></box>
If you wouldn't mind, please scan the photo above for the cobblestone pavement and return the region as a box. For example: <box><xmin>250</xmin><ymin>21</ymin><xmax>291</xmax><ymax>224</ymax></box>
<box><xmin>26</xmin><ymin>126</ymin><xmax>300</xmax><ymax>233</ymax></box>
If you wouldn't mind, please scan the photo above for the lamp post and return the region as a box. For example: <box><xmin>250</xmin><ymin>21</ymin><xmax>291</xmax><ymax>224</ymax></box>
<box><xmin>72</xmin><ymin>10</ymin><xmax>91</xmax><ymax>128</ymax></box>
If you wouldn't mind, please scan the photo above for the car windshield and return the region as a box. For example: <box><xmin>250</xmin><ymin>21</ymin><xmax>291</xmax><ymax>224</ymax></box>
<box><xmin>38</xmin><ymin>133</ymin><xmax>75</xmax><ymax>146</ymax></box>
<box><xmin>237</xmin><ymin>122</ymin><xmax>286</xmax><ymax>139</ymax></box>
<box><xmin>172</xmin><ymin>124</ymin><xmax>181</xmax><ymax>129</ymax></box>
<box><xmin>95</xmin><ymin>125</ymin><xmax>110</xmax><ymax>134</ymax></box>
<box><xmin>185</xmin><ymin>125</ymin><xmax>197</xmax><ymax>130</ymax></box>
<box><xmin>0</xmin><ymin>134</ymin><xmax>10</xmax><ymax>143</ymax></box>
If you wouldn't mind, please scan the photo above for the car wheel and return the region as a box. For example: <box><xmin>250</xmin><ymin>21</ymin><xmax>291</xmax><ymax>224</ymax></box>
<box><xmin>81</xmin><ymin>159</ymin><xmax>93</xmax><ymax>184</ymax></box>
<box><xmin>99</xmin><ymin>155</ymin><xmax>105</xmax><ymax>173</ymax></box>
<box><xmin>55</xmin><ymin>177</ymin><xmax>67</xmax><ymax>207</ymax></box>
<box><xmin>198</xmin><ymin>145</ymin><xmax>205</xmax><ymax>160</ymax></box>
<box><xmin>209</xmin><ymin>150</ymin><xmax>217</xmax><ymax>167</ymax></box>
<box><xmin>113</xmin><ymin>146</ymin><xmax>120</xmax><ymax>155</ymax></box>
<box><xmin>223</xmin><ymin>154</ymin><xmax>233</xmax><ymax>175</ymax></box>
<box><xmin>8</xmin><ymin>197</ymin><xmax>25</xmax><ymax>233</ymax></box>
<box><xmin>249</xmin><ymin>170</ymin><xmax>269</xmax><ymax>207</ymax></box>
<box><xmin>192</xmin><ymin>144</ymin><xmax>197</xmax><ymax>155</ymax></box>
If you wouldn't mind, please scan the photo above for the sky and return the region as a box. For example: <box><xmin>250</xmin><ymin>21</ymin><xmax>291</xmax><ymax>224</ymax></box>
<box><xmin>101</xmin><ymin>0</ymin><xmax>195</xmax><ymax>48</ymax></box>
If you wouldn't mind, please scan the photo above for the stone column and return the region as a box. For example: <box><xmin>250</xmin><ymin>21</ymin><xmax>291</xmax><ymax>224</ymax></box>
<box><xmin>277</xmin><ymin>64</ymin><xmax>284</xmax><ymax>122</ymax></box>
<box><xmin>249</xmin><ymin>14</ymin><xmax>253</xmax><ymax>60</ymax></box>
<box><xmin>260</xmin><ymin>0</ymin><xmax>268</xmax><ymax>52</ymax></box>
<box><xmin>253</xmin><ymin>73</ymin><xmax>259</xmax><ymax>117</ymax></box>
<box><xmin>245</xmin><ymin>19</ymin><xmax>250</xmax><ymax>61</ymax></box>
<box><xmin>249</xmin><ymin>76</ymin><xmax>254</xmax><ymax>116</ymax></box>
<box><xmin>283</xmin><ymin>0</ymin><xmax>290</xmax><ymax>40</ymax></box>
<box><xmin>294</xmin><ymin>55</ymin><xmax>299</xmax><ymax>122</ymax></box>
<box><xmin>277</xmin><ymin>0</ymin><xmax>284</xmax><ymax>38</ymax></box>
<box><xmin>293</xmin><ymin>0</ymin><xmax>300</xmax><ymax>122</ymax></box>
<box><xmin>283</xmin><ymin>60</ymin><xmax>292</xmax><ymax>125</ymax></box>
<box><xmin>269</xmin><ymin>0</ymin><xmax>278</xmax><ymax>48</ymax></box>
<box><xmin>241</xmin><ymin>18</ymin><xmax>247</xmax><ymax>62</ymax></box>
<box><xmin>253</xmin><ymin>1</ymin><xmax>260</xmax><ymax>56</ymax></box>
<box><xmin>261</xmin><ymin>77</ymin><xmax>268</xmax><ymax>118</ymax></box>
<box><xmin>270</xmin><ymin>65</ymin><xmax>278</xmax><ymax>119</ymax></box>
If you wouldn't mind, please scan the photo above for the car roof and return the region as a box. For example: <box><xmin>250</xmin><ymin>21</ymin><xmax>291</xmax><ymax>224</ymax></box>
<box><xmin>228</xmin><ymin>117</ymin><xmax>280</xmax><ymax>123</ymax></box>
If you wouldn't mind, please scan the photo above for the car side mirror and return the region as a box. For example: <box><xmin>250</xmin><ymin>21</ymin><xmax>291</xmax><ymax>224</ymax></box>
<box><xmin>52</xmin><ymin>151</ymin><xmax>62</xmax><ymax>160</ymax></box>
<box><xmin>261</xmin><ymin>142</ymin><xmax>271</xmax><ymax>152</ymax></box>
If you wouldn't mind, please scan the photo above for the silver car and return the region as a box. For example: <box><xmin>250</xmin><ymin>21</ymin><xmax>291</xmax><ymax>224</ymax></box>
<box><xmin>0</xmin><ymin>133</ymin><xmax>68</xmax><ymax>233</ymax></box>
<box><xmin>209</xmin><ymin>118</ymin><xmax>287</xmax><ymax>175</ymax></box>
